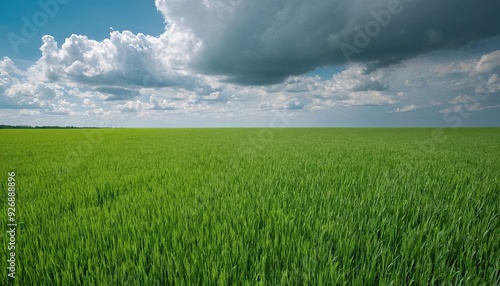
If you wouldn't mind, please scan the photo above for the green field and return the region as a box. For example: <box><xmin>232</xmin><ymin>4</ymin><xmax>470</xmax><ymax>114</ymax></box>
<box><xmin>1</xmin><ymin>128</ymin><xmax>499</xmax><ymax>285</ymax></box>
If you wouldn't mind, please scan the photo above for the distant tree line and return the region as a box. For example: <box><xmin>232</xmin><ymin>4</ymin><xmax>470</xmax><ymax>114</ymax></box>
<box><xmin>0</xmin><ymin>125</ymin><xmax>107</xmax><ymax>129</ymax></box>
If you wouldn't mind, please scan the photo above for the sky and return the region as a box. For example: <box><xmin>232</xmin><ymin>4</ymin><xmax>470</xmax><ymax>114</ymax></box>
<box><xmin>0</xmin><ymin>0</ymin><xmax>499</xmax><ymax>127</ymax></box>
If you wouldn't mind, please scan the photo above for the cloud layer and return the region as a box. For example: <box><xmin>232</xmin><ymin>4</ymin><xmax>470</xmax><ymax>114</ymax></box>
<box><xmin>1</xmin><ymin>0</ymin><xmax>499</xmax><ymax>126</ymax></box>
<box><xmin>156</xmin><ymin>0</ymin><xmax>500</xmax><ymax>84</ymax></box>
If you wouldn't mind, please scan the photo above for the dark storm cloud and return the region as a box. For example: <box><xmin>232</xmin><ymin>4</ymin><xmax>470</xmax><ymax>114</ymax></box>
<box><xmin>162</xmin><ymin>0</ymin><xmax>500</xmax><ymax>85</ymax></box>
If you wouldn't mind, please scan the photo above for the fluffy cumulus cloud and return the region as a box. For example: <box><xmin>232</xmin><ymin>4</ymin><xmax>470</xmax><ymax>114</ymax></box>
<box><xmin>83</xmin><ymin>98</ymin><xmax>96</xmax><ymax>108</ymax></box>
<box><xmin>0</xmin><ymin>57</ymin><xmax>23</xmax><ymax>90</ymax></box>
<box><xmin>1</xmin><ymin>0</ymin><xmax>500</xmax><ymax>126</ymax></box>
<box><xmin>27</xmin><ymin>29</ymin><xmax>200</xmax><ymax>89</ymax></box>
<box><xmin>115</xmin><ymin>100</ymin><xmax>153</xmax><ymax>113</ymax></box>
<box><xmin>0</xmin><ymin>57</ymin><xmax>24</xmax><ymax>109</ymax></box>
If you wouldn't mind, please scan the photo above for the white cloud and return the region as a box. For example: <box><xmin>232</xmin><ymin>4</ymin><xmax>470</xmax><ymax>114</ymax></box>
<box><xmin>83</xmin><ymin>98</ymin><xmax>96</xmax><ymax>108</ymax></box>
<box><xmin>68</xmin><ymin>88</ymin><xmax>102</xmax><ymax>99</ymax></box>
<box><xmin>203</xmin><ymin>91</ymin><xmax>221</xmax><ymax>101</ymax></box>
<box><xmin>393</xmin><ymin>104</ymin><xmax>418</xmax><ymax>113</ymax></box>
<box><xmin>440</xmin><ymin>94</ymin><xmax>500</xmax><ymax>113</ymax></box>
<box><xmin>47</xmin><ymin>106</ymin><xmax>72</xmax><ymax>115</ymax></box>
<box><xmin>449</xmin><ymin>95</ymin><xmax>476</xmax><ymax>105</ymax></box>
<box><xmin>475</xmin><ymin>74</ymin><xmax>500</xmax><ymax>94</ymax></box>
<box><xmin>149</xmin><ymin>94</ymin><xmax>179</xmax><ymax>110</ymax></box>
<box><xmin>0</xmin><ymin>57</ymin><xmax>23</xmax><ymax>93</ymax></box>
<box><xmin>475</xmin><ymin>50</ymin><xmax>500</xmax><ymax>74</ymax></box>
<box><xmin>26</xmin><ymin>28</ymin><xmax>201</xmax><ymax>91</ymax></box>
<box><xmin>19</xmin><ymin>109</ymin><xmax>42</xmax><ymax>116</ymax></box>
<box><xmin>439</xmin><ymin>105</ymin><xmax>464</xmax><ymax>114</ymax></box>
<box><xmin>258</xmin><ymin>102</ymin><xmax>272</xmax><ymax>109</ymax></box>
<box><xmin>284</xmin><ymin>98</ymin><xmax>304</xmax><ymax>110</ymax></box>
<box><xmin>82</xmin><ymin>108</ymin><xmax>106</xmax><ymax>116</ymax></box>
<box><xmin>114</xmin><ymin>100</ymin><xmax>154</xmax><ymax>112</ymax></box>
<box><xmin>6</xmin><ymin>82</ymin><xmax>65</xmax><ymax>101</ymax></box>
<box><xmin>342</xmin><ymin>91</ymin><xmax>397</xmax><ymax>106</ymax></box>
<box><xmin>433</xmin><ymin>50</ymin><xmax>500</xmax><ymax>76</ymax></box>
<box><xmin>433</xmin><ymin>60</ymin><xmax>475</xmax><ymax>75</ymax></box>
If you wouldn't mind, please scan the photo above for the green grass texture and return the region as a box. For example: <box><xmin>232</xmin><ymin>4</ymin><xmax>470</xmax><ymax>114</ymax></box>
<box><xmin>0</xmin><ymin>128</ymin><xmax>499</xmax><ymax>285</ymax></box>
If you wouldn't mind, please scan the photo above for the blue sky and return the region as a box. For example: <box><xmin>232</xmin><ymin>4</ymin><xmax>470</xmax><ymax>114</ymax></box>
<box><xmin>0</xmin><ymin>0</ymin><xmax>164</xmax><ymax>63</ymax></box>
<box><xmin>0</xmin><ymin>0</ymin><xmax>499</xmax><ymax>127</ymax></box>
